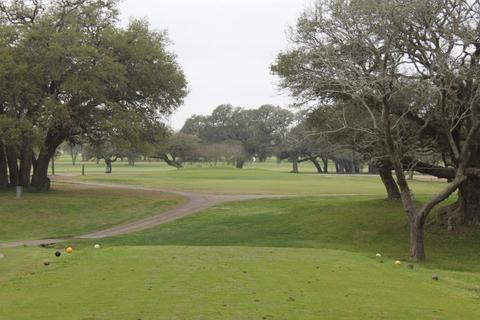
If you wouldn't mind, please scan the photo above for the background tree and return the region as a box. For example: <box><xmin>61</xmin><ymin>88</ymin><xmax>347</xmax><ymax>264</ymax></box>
<box><xmin>157</xmin><ymin>132</ymin><xmax>200</xmax><ymax>168</ymax></box>
<box><xmin>249</xmin><ymin>105</ymin><xmax>294</xmax><ymax>161</ymax></box>
<box><xmin>276</xmin><ymin>121</ymin><xmax>331</xmax><ymax>174</ymax></box>
<box><xmin>181</xmin><ymin>104</ymin><xmax>294</xmax><ymax>168</ymax></box>
<box><xmin>85</xmin><ymin>111</ymin><xmax>168</xmax><ymax>173</ymax></box>
<box><xmin>197</xmin><ymin>141</ymin><xmax>246</xmax><ymax>166</ymax></box>
<box><xmin>307</xmin><ymin>104</ymin><xmax>401</xmax><ymax>200</ymax></box>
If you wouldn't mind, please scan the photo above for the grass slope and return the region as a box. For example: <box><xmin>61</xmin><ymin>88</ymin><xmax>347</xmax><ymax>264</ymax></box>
<box><xmin>83</xmin><ymin>196</ymin><xmax>480</xmax><ymax>272</ymax></box>
<box><xmin>0</xmin><ymin>183</ymin><xmax>183</xmax><ymax>242</ymax></box>
<box><xmin>1</xmin><ymin>195</ymin><xmax>479</xmax><ymax>319</ymax></box>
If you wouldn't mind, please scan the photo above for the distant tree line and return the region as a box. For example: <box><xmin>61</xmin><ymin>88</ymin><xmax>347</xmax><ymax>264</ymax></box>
<box><xmin>170</xmin><ymin>103</ymin><xmax>411</xmax><ymax>205</ymax></box>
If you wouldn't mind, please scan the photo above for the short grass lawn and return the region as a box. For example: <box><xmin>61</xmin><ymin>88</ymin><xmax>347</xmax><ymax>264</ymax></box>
<box><xmin>1</xmin><ymin>195</ymin><xmax>479</xmax><ymax>319</ymax></box>
<box><xmin>1</xmin><ymin>246</ymin><xmax>479</xmax><ymax>320</ymax></box>
<box><xmin>1</xmin><ymin>167</ymin><xmax>478</xmax><ymax>319</ymax></box>
<box><xmin>0</xmin><ymin>183</ymin><xmax>183</xmax><ymax>242</ymax></box>
<box><xmin>83</xmin><ymin>196</ymin><xmax>480</xmax><ymax>272</ymax></box>
<box><xmin>70</xmin><ymin>167</ymin><xmax>445</xmax><ymax>196</ymax></box>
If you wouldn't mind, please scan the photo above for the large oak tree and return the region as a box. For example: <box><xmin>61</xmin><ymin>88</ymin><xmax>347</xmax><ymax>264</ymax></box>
<box><xmin>0</xmin><ymin>0</ymin><xmax>187</xmax><ymax>190</ymax></box>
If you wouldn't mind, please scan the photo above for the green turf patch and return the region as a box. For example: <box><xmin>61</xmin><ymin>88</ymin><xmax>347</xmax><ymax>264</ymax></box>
<box><xmin>0</xmin><ymin>184</ymin><xmax>183</xmax><ymax>242</ymax></box>
<box><xmin>84</xmin><ymin>196</ymin><xmax>479</xmax><ymax>272</ymax></box>
<box><xmin>2</xmin><ymin>160</ymin><xmax>476</xmax><ymax>318</ymax></box>
<box><xmin>71</xmin><ymin>166</ymin><xmax>445</xmax><ymax>196</ymax></box>
<box><xmin>0</xmin><ymin>246</ymin><xmax>479</xmax><ymax>320</ymax></box>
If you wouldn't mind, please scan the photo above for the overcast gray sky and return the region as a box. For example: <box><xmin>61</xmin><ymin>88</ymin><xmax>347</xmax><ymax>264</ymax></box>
<box><xmin>119</xmin><ymin>0</ymin><xmax>311</xmax><ymax>129</ymax></box>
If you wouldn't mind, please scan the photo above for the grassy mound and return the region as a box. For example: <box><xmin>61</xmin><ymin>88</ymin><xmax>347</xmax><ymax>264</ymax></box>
<box><xmin>0</xmin><ymin>183</ymin><xmax>183</xmax><ymax>242</ymax></box>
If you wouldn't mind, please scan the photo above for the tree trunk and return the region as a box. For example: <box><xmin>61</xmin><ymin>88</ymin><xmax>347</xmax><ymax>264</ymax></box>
<box><xmin>378</xmin><ymin>165</ymin><xmax>401</xmax><ymax>201</ymax></box>
<box><xmin>30</xmin><ymin>152</ymin><xmax>51</xmax><ymax>191</ymax></box>
<box><xmin>441</xmin><ymin>149</ymin><xmax>480</xmax><ymax>226</ymax></box>
<box><xmin>443</xmin><ymin>177</ymin><xmax>480</xmax><ymax>227</ymax></box>
<box><xmin>0</xmin><ymin>143</ymin><xmax>8</xmax><ymax>188</ymax></box>
<box><xmin>70</xmin><ymin>144</ymin><xmax>78</xmax><ymax>166</ymax></box>
<box><xmin>309</xmin><ymin>156</ymin><xmax>323</xmax><ymax>173</ymax></box>
<box><xmin>163</xmin><ymin>154</ymin><xmax>183</xmax><ymax>168</ymax></box>
<box><xmin>456</xmin><ymin>148</ymin><xmax>480</xmax><ymax>224</ymax></box>
<box><xmin>353</xmin><ymin>160</ymin><xmax>361</xmax><ymax>174</ymax></box>
<box><xmin>105</xmin><ymin>158</ymin><xmax>113</xmax><ymax>174</ymax></box>
<box><xmin>71</xmin><ymin>153</ymin><xmax>77</xmax><ymax>166</ymax></box>
<box><xmin>334</xmin><ymin>160</ymin><xmax>341</xmax><ymax>174</ymax></box>
<box><xmin>236</xmin><ymin>159</ymin><xmax>245</xmax><ymax>169</ymax></box>
<box><xmin>291</xmin><ymin>157</ymin><xmax>299</xmax><ymax>173</ymax></box>
<box><xmin>31</xmin><ymin>131</ymin><xmax>65</xmax><ymax>191</ymax></box>
<box><xmin>321</xmin><ymin>157</ymin><xmax>329</xmax><ymax>173</ymax></box>
<box><xmin>6</xmin><ymin>146</ymin><xmax>19</xmax><ymax>187</ymax></box>
<box><xmin>457</xmin><ymin>178</ymin><xmax>480</xmax><ymax>225</ymax></box>
<box><xmin>382</xmin><ymin>101</ymin><xmax>426</xmax><ymax>261</ymax></box>
<box><xmin>344</xmin><ymin>160</ymin><xmax>353</xmax><ymax>174</ymax></box>
<box><xmin>19</xmin><ymin>148</ymin><xmax>32</xmax><ymax>188</ymax></box>
<box><xmin>409</xmin><ymin>216</ymin><xmax>426</xmax><ymax>261</ymax></box>
<box><xmin>128</xmin><ymin>157</ymin><xmax>136</xmax><ymax>166</ymax></box>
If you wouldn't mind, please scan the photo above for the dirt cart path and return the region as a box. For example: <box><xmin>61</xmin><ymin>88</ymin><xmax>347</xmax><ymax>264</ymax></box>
<box><xmin>0</xmin><ymin>181</ymin><xmax>286</xmax><ymax>249</ymax></box>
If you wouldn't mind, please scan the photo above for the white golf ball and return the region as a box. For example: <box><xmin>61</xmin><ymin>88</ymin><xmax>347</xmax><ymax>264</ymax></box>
<box><xmin>376</xmin><ymin>253</ymin><xmax>382</xmax><ymax>258</ymax></box>
<box><xmin>94</xmin><ymin>244</ymin><xmax>101</xmax><ymax>249</ymax></box>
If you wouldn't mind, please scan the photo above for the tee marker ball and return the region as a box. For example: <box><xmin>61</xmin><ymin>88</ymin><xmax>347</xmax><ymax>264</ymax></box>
<box><xmin>66</xmin><ymin>247</ymin><xmax>74</xmax><ymax>254</ymax></box>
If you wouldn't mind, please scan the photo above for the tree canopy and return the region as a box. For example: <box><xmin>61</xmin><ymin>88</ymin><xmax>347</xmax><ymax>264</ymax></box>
<box><xmin>0</xmin><ymin>0</ymin><xmax>187</xmax><ymax>189</ymax></box>
<box><xmin>273</xmin><ymin>0</ymin><xmax>480</xmax><ymax>260</ymax></box>
<box><xmin>181</xmin><ymin>104</ymin><xmax>294</xmax><ymax>168</ymax></box>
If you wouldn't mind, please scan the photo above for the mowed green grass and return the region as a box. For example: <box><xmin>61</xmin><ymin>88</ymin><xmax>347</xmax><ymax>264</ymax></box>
<box><xmin>53</xmin><ymin>156</ymin><xmax>332</xmax><ymax>174</ymax></box>
<box><xmin>90</xmin><ymin>196</ymin><xmax>480</xmax><ymax>272</ymax></box>
<box><xmin>78</xmin><ymin>169</ymin><xmax>444</xmax><ymax>195</ymax></box>
<box><xmin>54</xmin><ymin>159</ymin><xmax>445</xmax><ymax>195</ymax></box>
<box><xmin>1</xmin><ymin>196</ymin><xmax>479</xmax><ymax>318</ymax></box>
<box><xmin>1</xmin><ymin>246</ymin><xmax>480</xmax><ymax>320</ymax></box>
<box><xmin>0</xmin><ymin>183</ymin><xmax>183</xmax><ymax>242</ymax></box>
<box><xmin>1</xmin><ymin>163</ymin><xmax>478</xmax><ymax>319</ymax></box>
<box><xmin>54</xmin><ymin>157</ymin><xmax>444</xmax><ymax>195</ymax></box>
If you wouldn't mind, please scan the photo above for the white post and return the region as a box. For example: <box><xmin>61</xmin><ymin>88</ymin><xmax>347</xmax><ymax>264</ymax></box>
<box><xmin>16</xmin><ymin>186</ymin><xmax>23</xmax><ymax>199</ymax></box>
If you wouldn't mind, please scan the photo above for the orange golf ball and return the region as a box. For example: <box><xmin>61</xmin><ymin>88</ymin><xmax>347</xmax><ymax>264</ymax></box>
<box><xmin>66</xmin><ymin>247</ymin><xmax>74</xmax><ymax>254</ymax></box>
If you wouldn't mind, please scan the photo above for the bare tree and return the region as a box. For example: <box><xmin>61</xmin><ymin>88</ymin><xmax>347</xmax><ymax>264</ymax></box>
<box><xmin>273</xmin><ymin>0</ymin><xmax>480</xmax><ymax>260</ymax></box>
